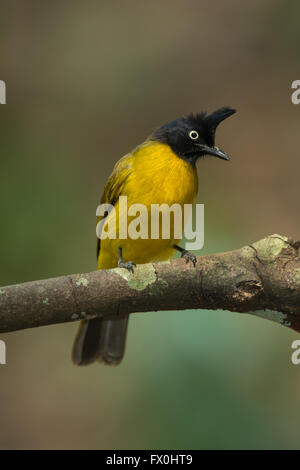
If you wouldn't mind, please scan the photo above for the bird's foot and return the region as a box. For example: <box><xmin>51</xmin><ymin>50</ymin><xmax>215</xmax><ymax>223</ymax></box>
<box><xmin>117</xmin><ymin>247</ymin><xmax>136</xmax><ymax>273</ymax></box>
<box><xmin>118</xmin><ymin>259</ymin><xmax>136</xmax><ymax>273</ymax></box>
<box><xmin>180</xmin><ymin>250</ymin><xmax>197</xmax><ymax>267</ymax></box>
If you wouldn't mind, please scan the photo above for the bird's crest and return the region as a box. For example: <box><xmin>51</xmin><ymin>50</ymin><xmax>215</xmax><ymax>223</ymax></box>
<box><xmin>186</xmin><ymin>107</ymin><xmax>236</xmax><ymax>140</ymax></box>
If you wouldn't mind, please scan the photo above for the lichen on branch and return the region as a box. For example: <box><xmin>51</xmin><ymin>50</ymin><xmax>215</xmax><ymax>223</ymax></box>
<box><xmin>0</xmin><ymin>234</ymin><xmax>299</xmax><ymax>334</ymax></box>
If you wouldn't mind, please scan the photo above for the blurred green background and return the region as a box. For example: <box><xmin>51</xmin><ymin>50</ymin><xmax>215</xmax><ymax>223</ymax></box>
<box><xmin>0</xmin><ymin>0</ymin><xmax>299</xmax><ymax>450</ymax></box>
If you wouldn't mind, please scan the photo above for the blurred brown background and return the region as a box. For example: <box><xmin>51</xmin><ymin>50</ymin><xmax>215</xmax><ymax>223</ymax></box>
<box><xmin>0</xmin><ymin>0</ymin><xmax>299</xmax><ymax>449</ymax></box>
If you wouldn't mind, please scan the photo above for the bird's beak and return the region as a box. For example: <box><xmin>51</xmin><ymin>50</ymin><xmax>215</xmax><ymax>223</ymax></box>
<box><xmin>197</xmin><ymin>144</ymin><xmax>230</xmax><ymax>161</ymax></box>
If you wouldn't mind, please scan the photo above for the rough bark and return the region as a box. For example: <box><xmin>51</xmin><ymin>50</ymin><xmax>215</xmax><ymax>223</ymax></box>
<box><xmin>0</xmin><ymin>234</ymin><xmax>299</xmax><ymax>334</ymax></box>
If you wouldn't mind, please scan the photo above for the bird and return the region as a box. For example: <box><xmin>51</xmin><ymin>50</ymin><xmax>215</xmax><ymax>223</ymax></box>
<box><xmin>72</xmin><ymin>107</ymin><xmax>236</xmax><ymax>366</ymax></box>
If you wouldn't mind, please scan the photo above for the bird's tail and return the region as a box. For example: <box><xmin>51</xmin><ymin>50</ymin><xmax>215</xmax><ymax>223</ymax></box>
<box><xmin>72</xmin><ymin>316</ymin><xmax>129</xmax><ymax>366</ymax></box>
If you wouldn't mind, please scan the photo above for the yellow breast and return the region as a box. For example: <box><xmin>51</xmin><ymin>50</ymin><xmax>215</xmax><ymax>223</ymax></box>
<box><xmin>98</xmin><ymin>141</ymin><xmax>198</xmax><ymax>269</ymax></box>
<box><xmin>128</xmin><ymin>141</ymin><xmax>198</xmax><ymax>206</ymax></box>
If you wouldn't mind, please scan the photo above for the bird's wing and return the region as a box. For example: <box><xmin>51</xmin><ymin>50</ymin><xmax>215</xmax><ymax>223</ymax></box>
<box><xmin>100</xmin><ymin>154</ymin><xmax>133</xmax><ymax>206</ymax></box>
<box><xmin>97</xmin><ymin>153</ymin><xmax>134</xmax><ymax>258</ymax></box>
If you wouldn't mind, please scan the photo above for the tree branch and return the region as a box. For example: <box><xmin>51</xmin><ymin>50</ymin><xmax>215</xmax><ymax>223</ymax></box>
<box><xmin>0</xmin><ymin>234</ymin><xmax>299</xmax><ymax>334</ymax></box>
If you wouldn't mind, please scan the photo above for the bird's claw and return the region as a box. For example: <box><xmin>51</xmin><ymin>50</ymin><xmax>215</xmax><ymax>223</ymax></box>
<box><xmin>118</xmin><ymin>260</ymin><xmax>136</xmax><ymax>273</ymax></box>
<box><xmin>180</xmin><ymin>250</ymin><xmax>197</xmax><ymax>267</ymax></box>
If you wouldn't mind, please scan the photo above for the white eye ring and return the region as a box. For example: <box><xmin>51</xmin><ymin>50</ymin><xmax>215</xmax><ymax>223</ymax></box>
<box><xmin>189</xmin><ymin>130</ymin><xmax>199</xmax><ymax>140</ymax></box>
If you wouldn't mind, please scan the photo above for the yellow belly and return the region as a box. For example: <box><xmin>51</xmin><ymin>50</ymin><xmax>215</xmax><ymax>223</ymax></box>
<box><xmin>98</xmin><ymin>142</ymin><xmax>198</xmax><ymax>269</ymax></box>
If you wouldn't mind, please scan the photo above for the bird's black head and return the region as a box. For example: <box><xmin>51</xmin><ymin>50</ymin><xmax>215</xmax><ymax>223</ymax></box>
<box><xmin>152</xmin><ymin>107</ymin><xmax>236</xmax><ymax>165</ymax></box>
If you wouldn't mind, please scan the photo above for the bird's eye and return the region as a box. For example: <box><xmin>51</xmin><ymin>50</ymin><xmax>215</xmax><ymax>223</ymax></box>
<box><xmin>189</xmin><ymin>130</ymin><xmax>199</xmax><ymax>140</ymax></box>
